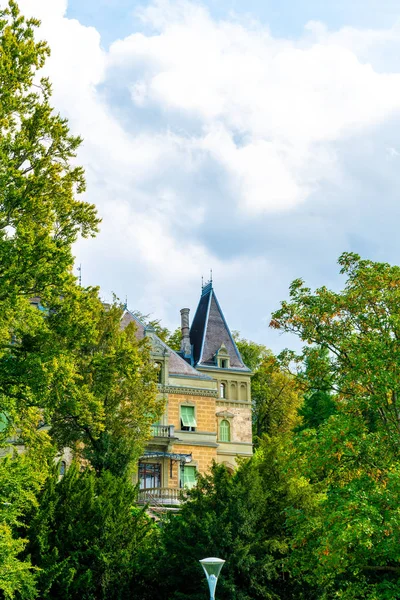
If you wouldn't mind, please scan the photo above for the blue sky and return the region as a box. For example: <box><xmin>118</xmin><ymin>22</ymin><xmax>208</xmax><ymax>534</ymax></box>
<box><xmin>67</xmin><ymin>0</ymin><xmax>400</xmax><ymax>46</ymax></box>
<box><xmin>12</xmin><ymin>0</ymin><xmax>400</xmax><ymax>352</ymax></box>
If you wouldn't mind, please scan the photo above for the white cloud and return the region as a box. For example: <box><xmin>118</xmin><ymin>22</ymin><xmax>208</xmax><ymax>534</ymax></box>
<box><xmin>5</xmin><ymin>0</ymin><xmax>400</xmax><ymax>343</ymax></box>
<box><xmin>106</xmin><ymin>0</ymin><xmax>400</xmax><ymax>213</ymax></box>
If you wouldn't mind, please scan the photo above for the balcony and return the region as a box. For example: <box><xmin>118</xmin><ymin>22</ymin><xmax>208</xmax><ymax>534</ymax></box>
<box><xmin>138</xmin><ymin>486</ymin><xmax>184</xmax><ymax>506</ymax></box>
<box><xmin>150</xmin><ymin>424</ymin><xmax>175</xmax><ymax>438</ymax></box>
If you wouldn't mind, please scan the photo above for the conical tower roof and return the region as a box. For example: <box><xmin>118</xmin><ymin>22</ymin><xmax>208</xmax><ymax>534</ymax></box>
<box><xmin>190</xmin><ymin>282</ymin><xmax>250</xmax><ymax>372</ymax></box>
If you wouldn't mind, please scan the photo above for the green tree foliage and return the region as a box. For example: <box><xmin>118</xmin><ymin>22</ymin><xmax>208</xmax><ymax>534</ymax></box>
<box><xmin>297</xmin><ymin>348</ymin><xmax>337</xmax><ymax>431</ymax></box>
<box><xmin>0</xmin><ymin>1</ymin><xmax>99</xmax><ymax>302</ymax></box>
<box><xmin>0</xmin><ymin>6</ymin><xmax>162</xmax><ymax>598</ymax></box>
<box><xmin>0</xmin><ymin>447</ymin><xmax>52</xmax><ymax>599</ymax></box>
<box><xmin>252</xmin><ymin>355</ymin><xmax>303</xmax><ymax>442</ymax></box>
<box><xmin>232</xmin><ymin>334</ymin><xmax>303</xmax><ymax>442</ymax></box>
<box><xmin>0</xmin><ymin>291</ymin><xmax>161</xmax><ymax>479</ymax></box>
<box><xmin>131</xmin><ymin>311</ymin><xmax>171</xmax><ymax>343</ymax></box>
<box><xmin>165</xmin><ymin>327</ymin><xmax>182</xmax><ymax>352</ymax></box>
<box><xmin>272</xmin><ymin>253</ymin><xmax>400</xmax><ymax>598</ymax></box>
<box><xmin>0</xmin><ymin>1</ymin><xmax>161</xmax><ymax>471</ymax></box>
<box><xmin>131</xmin><ymin>311</ymin><xmax>182</xmax><ymax>351</ymax></box>
<box><xmin>44</xmin><ymin>293</ymin><xmax>162</xmax><ymax>477</ymax></box>
<box><xmin>0</xmin><ymin>3</ymin><xmax>100</xmax><ymax>594</ymax></box>
<box><xmin>297</xmin><ymin>390</ymin><xmax>336</xmax><ymax>431</ymax></box>
<box><xmin>232</xmin><ymin>331</ymin><xmax>270</xmax><ymax>371</ymax></box>
<box><xmin>0</xmin><ymin>0</ymin><xmax>98</xmax><ymax>447</ymax></box>
<box><xmin>143</xmin><ymin>456</ymin><xmax>316</xmax><ymax>600</ymax></box>
<box><xmin>27</xmin><ymin>463</ymin><xmax>158</xmax><ymax>600</ymax></box>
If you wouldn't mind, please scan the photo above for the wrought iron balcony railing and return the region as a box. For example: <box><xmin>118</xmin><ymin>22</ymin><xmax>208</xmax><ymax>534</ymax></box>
<box><xmin>138</xmin><ymin>486</ymin><xmax>184</xmax><ymax>506</ymax></box>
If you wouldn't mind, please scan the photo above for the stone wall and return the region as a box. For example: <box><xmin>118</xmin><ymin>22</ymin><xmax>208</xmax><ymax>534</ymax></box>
<box><xmin>169</xmin><ymin>443</ymin><xmax>217</xmax><ymax>487</ymax></box>
<box><xmin>167</xmin><ymin>393</ymin><xmax>217</xmax><ymax>432</ymax></box>
<box><xmin>229</xmin><ymin>406</ymin><xmax>252</xmax><ymax>443</ymax></box>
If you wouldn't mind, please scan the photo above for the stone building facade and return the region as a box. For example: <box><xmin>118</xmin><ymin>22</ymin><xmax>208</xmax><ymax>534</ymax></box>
<box><xmin>122</xmin><ymin>281</ymin><xmax>253</xmax><ymax>506</ymax></box>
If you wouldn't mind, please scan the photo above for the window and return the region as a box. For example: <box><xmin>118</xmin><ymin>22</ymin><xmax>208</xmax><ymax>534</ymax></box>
<box><xmin>219</xmin><ymin>420</ymin><xmax>230</xmax><ymax>442</ymax></box>
<box><xmin>139</xmin><ymin>462</ymin><xmax>161</xmax><ymax>490</ymax></box>
<box><xmin>180</xmin><ymin>405</ymin><xmax>197</xmax><ymax>431</ymax></box>
<box><xmin>220</xmin><ymin>383</ymin><xmax>226</xmax><ymax>399</ymax></box>
<box><xmin>221</xmin><ymin>359</ymin><xmax>227</xmax><ymax>369</ymax></box>
<box><xmin>182</xmin><ymin>466</ymin><xmax>197</xmax><ymax>489</ymax></box>
<box><xmin>59</xmin><ymin>461</ymin><xmax>66</xmax><ymax>476</ymax></box>
<box><xmin>154</xmin><ymin>362</ymin><xmax>162</xmax><ymax>384</ymax></box>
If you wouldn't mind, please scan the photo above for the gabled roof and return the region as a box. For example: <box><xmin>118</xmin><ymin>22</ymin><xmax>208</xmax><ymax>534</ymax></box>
<box><xmin>121</xmin><ymin>309</ymin><xmax>212</xmax><ymax>380</ymax></box>
<box><xmin>190</xmin><ymin>283</ymin><xmax>251</xmax><ymax>372</ymax></box>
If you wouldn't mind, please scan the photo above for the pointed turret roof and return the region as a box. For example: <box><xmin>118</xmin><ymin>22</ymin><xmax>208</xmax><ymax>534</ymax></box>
<box><xmin>190</xmin><ymin>282</ymin><xmax>250</xmax><ymax>372</ymax></box>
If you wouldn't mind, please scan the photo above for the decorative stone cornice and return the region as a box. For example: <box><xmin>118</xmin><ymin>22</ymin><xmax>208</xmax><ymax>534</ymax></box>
<box><xmin>158</xmin><ymin>384</ymin><xmax>218</xmax><ymax>398</ymax></box>
<box><xmin>216</xmin><ymin>410</ymin><xmax>235</xmax><ymax>418</ymax></box>
<box><xmin>217</xmin><ymin>399</ymin><xmax>251</xmax><ymax>408</ymax></box>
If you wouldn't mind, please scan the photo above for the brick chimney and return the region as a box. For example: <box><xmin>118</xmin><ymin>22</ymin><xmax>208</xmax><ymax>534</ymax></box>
<box><xmin>180</xmin><ymin>308</ymin><xmax>192</xmax><ymax>358</ymax></box>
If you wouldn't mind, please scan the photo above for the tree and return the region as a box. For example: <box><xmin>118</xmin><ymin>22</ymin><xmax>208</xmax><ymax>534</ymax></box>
<box><xmin>131</xmin><ymin>312</ymin><xmax>182</xmax><ymax>351</ymax></box>
<box><xmin>144</xmin><ymin>456</ymin><xmax>316</xmax><ymax>600</ymax></box>
<box><xmin>232</xmin><ymin>332</ymin><xmax>270</xmax><ymax>371</ymax></box>
<box><xmin>297</xmin><ymin>390</ymin><xmax>336</xmax><ymax>431</ymax></box>
<box><xmin>0</xmin><ymin>0</ymin><xmax>100</xmax><ymax>444</ymax></box>
<box><xmin>0</xmin><ymin>1</ymin><xmax>99</xmax><ymax>304</ymax></box>
<box><xmin>165</xmin><ymin>327</ymin><xmax>182</xmax><ymax>352</ymax></box>
<box><xmin>252</xmin><ymin>356</ymin><xmax>303</xmax><ymax>442</ymax></box>
<box><xmin>271</xmin><ymin>253</ymin><xmax>400</xmax><ymax>598</ymax></box>
<box><xmin>43</xmin><ymin>292</ymin><xmax>163</xmax><ymax>477</ymax></box>
<box><xmin>0</xmin><ymin>446</ymin><xmax>52</xmax><ymax>599</ymax></box>
<box><xmin>0</xmin><ymin>7</ymin><xmax>162</xmax><ymax>598</ymax></box>
<box><xmin>27</xmin><ymin>463</ymin><xmax>158</xmax><ymax>600</ymax></box>
<box><xmin>297</xmin><ymin>347</ymin><xmax>337</xmax><ymax>431</ymax></box>
<box><xmin>231</xmin><ymin>335</ymin><xmax>302</xmax><ymax>442</ymax></box>
<box><xmin>131</xmin><ymin>311</ymin><xmax>171</xmax><ymax>343</ymax></box>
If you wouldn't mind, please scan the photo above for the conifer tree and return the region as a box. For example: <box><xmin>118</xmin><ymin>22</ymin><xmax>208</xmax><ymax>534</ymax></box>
<box><xmin>28</xmin><ymin>464</ymin><xmax>158</xmax><ymax>600</ymax></box>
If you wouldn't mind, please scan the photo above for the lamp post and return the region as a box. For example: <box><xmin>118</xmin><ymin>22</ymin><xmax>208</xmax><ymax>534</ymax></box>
<box><xmin>199</xmin><ymin>557</ymin><xmax>225</xmax><ymax>600</ymax></box>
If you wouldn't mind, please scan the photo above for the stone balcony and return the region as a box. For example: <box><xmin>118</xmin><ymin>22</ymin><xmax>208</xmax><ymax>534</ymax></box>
<box><xmin>150</xmin><ymin>424</ymin><xmax>175</xmax><ymax>439</ymax></box>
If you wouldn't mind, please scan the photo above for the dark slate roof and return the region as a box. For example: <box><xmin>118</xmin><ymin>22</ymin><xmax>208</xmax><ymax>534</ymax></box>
<box><xmin>121</xmin><ymin>310</ymin><xmax>212</xmax><ymax>380</ymax></box>
<box><xmin>190</xmin><ymin>283</ymin><xmax>251</xmax><ymax>372</ymax></box>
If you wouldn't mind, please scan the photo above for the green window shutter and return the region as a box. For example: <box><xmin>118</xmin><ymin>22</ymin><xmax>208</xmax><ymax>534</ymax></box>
<box><xmin>0</xmin><ymin>413</ymin><xmax>8</xmax><ymax>433</ymax></box>
<box><xmin>220</xmin><ymin>420</ymin><xmax>230</xmax><ymax>442</ymax></box>
<box><xmin>183</xmin><ymin>466</ymin><xmax>197</xmax><ymax>489</ymax></box>
<box><xmin>180</xmin><ymin>406</ymin><xmax>197</xmax><ymax>427</ymax></box>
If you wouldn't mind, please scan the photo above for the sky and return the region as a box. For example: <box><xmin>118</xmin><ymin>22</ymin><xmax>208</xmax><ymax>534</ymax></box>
<box><xmin>7</xmin><ymin>0</ymin><xmax>400</xmax><ymax>352</ymax></box>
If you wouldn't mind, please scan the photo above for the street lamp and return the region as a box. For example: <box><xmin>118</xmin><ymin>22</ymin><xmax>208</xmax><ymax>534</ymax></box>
<box><xmin>199</xmin><ymin>557</ymin><xmax>225</xmax><ymax>600</ymax></box>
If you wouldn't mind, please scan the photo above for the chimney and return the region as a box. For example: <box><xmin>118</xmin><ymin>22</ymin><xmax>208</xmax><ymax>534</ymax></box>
<box><xmin>180</xmin><ymin>308</ymin><xmax>191</xmax><ymax>358</ymax></box>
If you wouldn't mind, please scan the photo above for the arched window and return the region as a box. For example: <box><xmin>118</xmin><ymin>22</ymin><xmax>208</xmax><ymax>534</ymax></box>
<box><xmin>219</xmin><ymin>420</ymin><xmax>230</xmax><ymax>442</ymax></box>
<box><xmin>220</xmin><ymin>382</ymin><xmax>226</xmax><ymax>399</ymax></box>
<box><xmin>59</xmin><ymin>461</ymin><xmax>66</xmax><ymax>476</ymax></box>
<box><xmin>154</xmin><ymin>362</ymin><xmax>162</xmax><ymax>384</ymax></box>
<box><xmin>240</xmin><ymin>383</ymin><xmax>247</xmax><ymax>401</ymax></box>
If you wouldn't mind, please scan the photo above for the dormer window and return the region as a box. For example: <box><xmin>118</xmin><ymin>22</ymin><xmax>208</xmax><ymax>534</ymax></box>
<box><xmin>215</xmin><ymin>343</ymin><xmax>230</xmax><ymax>369</ymax></box>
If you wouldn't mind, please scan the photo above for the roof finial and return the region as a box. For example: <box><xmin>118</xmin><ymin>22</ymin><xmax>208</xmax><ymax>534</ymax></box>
<box><xmin>210</xmin><ymin>269</ymin><xmax>213</xmax><ymax>284</ymax></box>
<box><xmin>124</xmin><ymin>295</ymin><xmax>128</xmax><ymax>310</ymax></box>
<box><xmin>201</xmin><ymin>275</ymin><xmax>204</xmax><ymax>290</ymax></box>
<box><xmin>77</xmin><ymin>263</ymin><xmax>82</xmax><ymax>286</ymax></box>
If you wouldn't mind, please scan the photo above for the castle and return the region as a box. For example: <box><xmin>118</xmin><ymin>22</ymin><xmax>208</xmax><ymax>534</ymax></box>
<box><xmin>121</xmin><ymin>281</ymin><xmax>253</xmax><ymax>506</ymax></box>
